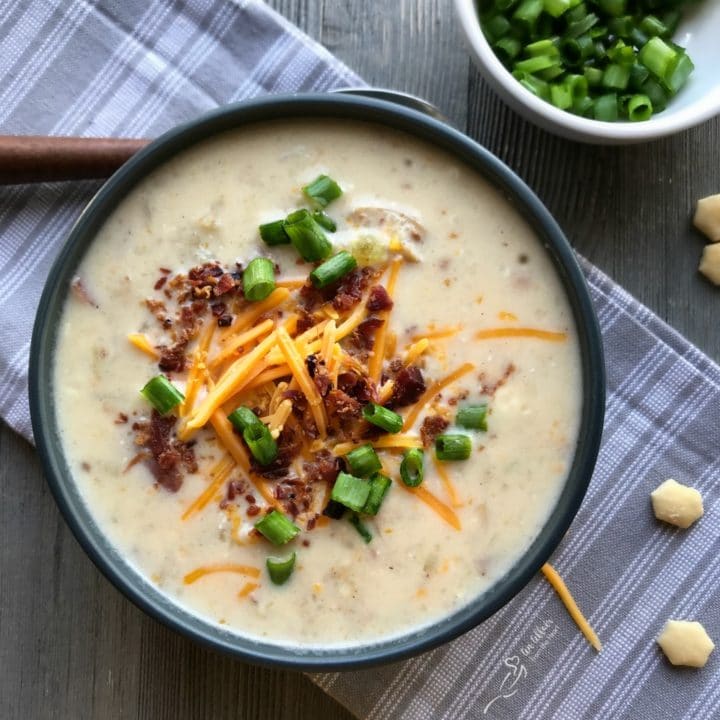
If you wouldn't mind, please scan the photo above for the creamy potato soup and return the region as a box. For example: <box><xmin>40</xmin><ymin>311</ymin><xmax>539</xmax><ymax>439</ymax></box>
<box><xmin>54</xmin><ymin>120</ymin><xmax>581</xmax><ymax>646</ymax></box>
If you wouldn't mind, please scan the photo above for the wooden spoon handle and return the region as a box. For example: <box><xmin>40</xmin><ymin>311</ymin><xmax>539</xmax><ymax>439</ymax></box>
<box><xmin>0</xmin><ymin>135</ymin><xmax>150</xmax><ymax>185</ymax></box>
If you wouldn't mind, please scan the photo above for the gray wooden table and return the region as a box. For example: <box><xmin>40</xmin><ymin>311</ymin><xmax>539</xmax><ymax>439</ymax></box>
<box><xmin>2</xmin><ymin>1</ymin><xmax>719</xmax><ymax>718</ymax></box>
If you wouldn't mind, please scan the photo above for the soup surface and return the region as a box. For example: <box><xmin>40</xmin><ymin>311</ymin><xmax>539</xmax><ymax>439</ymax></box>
<box><xmin>54</xmin><ymin>119</ymin><xmax>582</xmax><ymax>647</ymax></box>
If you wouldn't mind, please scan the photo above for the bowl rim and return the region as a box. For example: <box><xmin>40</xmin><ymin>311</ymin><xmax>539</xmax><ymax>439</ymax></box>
<box><xmin>29</xmin><ymin>92</ymin><xmax>605</xmax><ymax>670</ymax></box>
<box><xmin>453</xmin><ymin>0</ymin><xmax>720</xmax><ymax>143</ymax></box>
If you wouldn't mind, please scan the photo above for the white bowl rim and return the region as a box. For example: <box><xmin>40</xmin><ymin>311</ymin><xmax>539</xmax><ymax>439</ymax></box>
<box><xmin>454</xmin><ymin>0</ymin><xmax>720</xmax><ymax>142</ymax></box>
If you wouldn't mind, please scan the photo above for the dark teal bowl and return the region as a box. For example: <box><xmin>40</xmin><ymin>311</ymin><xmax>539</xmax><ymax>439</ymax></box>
<box><xmin>29</xmin><ymin>93</ymin><xmax>605</xmax><ymax>670</ymax></box>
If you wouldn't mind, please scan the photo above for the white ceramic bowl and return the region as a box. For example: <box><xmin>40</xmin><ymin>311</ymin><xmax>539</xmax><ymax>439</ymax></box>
<box><xmin>454</xmin><ymin>0</ymin><xmax>720</xmax><ymax>144</ymax></box>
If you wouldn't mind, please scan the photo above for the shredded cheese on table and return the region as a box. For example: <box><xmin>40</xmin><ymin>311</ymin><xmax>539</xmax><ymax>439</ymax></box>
<box><xmin>541</xmin><ymin>563</ymin><xmax>602</xmax><ymax>652</ymax></box>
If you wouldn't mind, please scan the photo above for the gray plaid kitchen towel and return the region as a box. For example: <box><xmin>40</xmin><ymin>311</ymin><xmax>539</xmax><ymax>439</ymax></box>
<box><xmin>1</xmin><ymin>2</ymin><xmax>718</xmax><ymax>719</ymax></box>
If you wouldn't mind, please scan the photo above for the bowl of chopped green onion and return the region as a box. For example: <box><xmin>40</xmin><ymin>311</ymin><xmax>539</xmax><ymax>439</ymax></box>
<box><xmin>455</xmin><ymin>0</ymin><xmax>720</xmax><ymax>143</ymax></box>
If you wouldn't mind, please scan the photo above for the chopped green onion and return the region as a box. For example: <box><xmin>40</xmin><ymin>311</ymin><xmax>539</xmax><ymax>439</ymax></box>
<box><xmin>331</xmin><ymin>472</ymin><xmax>371</xmax><ymax>512</ymax></box>
<box><xmin>550</xmin><ymin>82</ymin><xmax>572</xmax><ymax>110</ymax></box>
<box><xmin>542</xmin><ymin>0</ymin><xmax>570</xmax><ymax>19</ymax></box>
<box><xmin>254</xmin><ymin>510</ymin><xmax>300</xmax><ymax>545</ymax></box>
<box><xmin>349</xmin><ymin>514</ymin><xmax>373</xmax><ymax>543</ymax></box>
<box><xmin>302</xmin><ymin>174</ymin><xmax>343</xmax><ymax>208</ymax></box>
<box><xmin>259</xmin><ymin>219</ymin><xmax>290</xmax><ymax>246</ymax></box>
<box><xmin>559</xmin><ymin>34</ymin><xmax>593</xmax><ymax>66</ymax></box>
<box><xmin>638</xmin><ymin>37</ymin><xmax>677</xmax><ymax>82</ymax></box>
<box><xmin>345</xmin><ymin>444</ymin><xmax>382</xmax><ymax>478</ymax></box>
<box><xmin>362</xmin><ymin>403</ymin><xmax>404</xmax><ymax>434</ymax></box>
<box><xmin>140</xmin><ymin>376</ymin><xmax>184</xmax><ymax>415</ymax></box>
<box><xmin>514</xmin><ymin>55</ymin><xmax>559</xmax><ymax>74</ymax></box>
<box><xmin>243</xmin><ymin>257</ymin><xmax>276</xmax><ymax>302</ymax></box>
<box><xmin>456</xmin><ymin>404</ymin><xmax>489</xmax><ymax>431</ymax></box>
<box><xmin>525</xmin><ymin>38</ymin><xmax>559</xmax><ymax>57</ymax></box>
<box><xmin>228</xmin><ymin>406</ymin><xmax>260</xmax><ymax>433</ymax></box>
<box><xmin>309</xmin><ymin>251</ymin><xmax>357</xmax><ymax>289</ymax></box>
<box><xmin>361</xmin><ymin>473</ymin><xmax>392</xmax><ymax>516</ymax></box>
<box><xmin>243</xmin><ymin>421</ymin><xmax>278</xmax><ymax>466</ymax></box>
<box><xmin>603</xmin><ymin>64</ymin><xmax>630</xmax><ymax>91</ymax></box>
<box><xmin>283</xmin><ymin>209</ymin><xmax>332</xmax><ymax>262</ymax></box>
<box><xmin>663</xmin><ymin>52</ymin><xmax>694</xmax><ymax>96</ymax></box>
<box><xmin>312</xmin><ymin>210</ymin><xmax>337</xmax><ymax>232</ymax></box>
<box><xmin>593</xmin><ymin>93</ymin><xmax>618</xmax><ymax>121</ymax></box>
<box><xmin>322</xmin><ymin>499</ymin><xmax>346</xmax><ymax>520</ymax></box>
<box><xmin>435</xmin><ymin>434</ymin><xmax>472</xmax><ymax>461</ymax></box>
<box><xmin>495</xmin><ymin>37</ymin><xmax>523</xmax><ymax>64</ymax></box>
<box><xmin>485</xmin><ymin>14</ymin><xmax>512</xmax><ymax>40</ymax></box>
<box><xmin>627</xmin><ymin>93</ymin><xmax>653</xmax><ymax>121</ymax></box>
<box><xmin>481</xmin><ymin>0</ymin><xmax>695</xmax><ymax>122</ymax></box>
<box><xmin>583</xmin><ymin>66</ymin><xmax>603</xmax><ymax>87</ymax></box>
<box><xmin>567</xmin><ymin>13</ymin><xmax>599</xmax><ymax>38</ymax></box>
<box><xmin>266</xmin><ymin>552</ymin><xmax>296</xmax><ymax>585</ymax></box>
<box><xmin>640</xmin><ymin>15</ymin><xmax>668</xmax><ymax>39</ymax></box>
<box><xmin>597</xmin><ymin>0</ymin><xmax>625</xmax><ymax>17</ymax></box>
<box><xmin>400</xmin><ymin>448</ymin><xmax>425</xmax><ymax>487</ymax></box>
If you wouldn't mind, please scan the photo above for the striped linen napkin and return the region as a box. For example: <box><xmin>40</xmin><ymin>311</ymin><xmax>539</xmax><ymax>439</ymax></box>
<box><xmin>2</xmin><ymin>2</ymin><xmax>718</xmax><ymax>718</ymax></box>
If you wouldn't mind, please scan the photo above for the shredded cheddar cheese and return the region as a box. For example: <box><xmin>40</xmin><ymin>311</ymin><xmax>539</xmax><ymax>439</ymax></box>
<box><xmin>433</xmin><ymin>456</ymin><xmax>462</xmax><ymax>508</ymax></box>
<box><xmin>183</xmin><ymin>564</ymin><xmax>261</xmax><ymax>584</ymax></box>
<box><xmin>181</xmin><ymin>454</ymin><xmax>235</xmax><ymax>520</ymax></box>
<box><xmin>403</xmin><ymin>362</ymin><xmax>476</xmax><ymax>431</ymax></box>
<box><xmin>209</xmin><ymin>317</ymin><xmax>274</xmax><ymax>369</ymax></box>
<box><xmin>237</xmin><ymin>582</ymin><xmax>260</xmax><ymax>598</ymax></box>
<box><xmin>127</xmin><ymin>333</ymin><xmax>159</xmax><ymax>359</ymax></box>
<box><xmin>476</xmin><ymin>327</ymin><xmax>568</xmax><ymax>342</ymax></box>
<box><xmin>400</xmin><ymin>482</ymin><xmax>462</xmax><ymax>531</ymax></box>
<box><xmin>541</xmin><ymin>563</ymin><xmax>602</xmax><ymax>652</ymax></box>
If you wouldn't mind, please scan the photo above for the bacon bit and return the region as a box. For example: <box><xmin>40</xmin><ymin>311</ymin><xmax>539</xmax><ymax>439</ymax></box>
<box><xmin>115</xmin><ymin>412</ymin><xmax>129</xmax><ymax>425</ymax></box>
<box><xmin>337</xmin><ymin>371</ymin><xmax>378</xmax><ymax>404</ymax></box>
<box><xmin>303</xmin><ymin>450</ymin><xmax>341</xmax><ymax>485</ymax></box>
<box><xmin>480</xmin><ymin>363</ymin><xmax>516</xmax><ymax>397</ymax></box>
<box><xmin>214</xmin><ymin>273</ymin><xmax>236</xmax><ymax>296</ymax></box>
<box><xmin>390</xmin><ymin>366</ymin><xmax>426</xmax><ymax>408</ymax></box>
<box><xmin>154</xmin><ymin>276</ymin><xmax>168</xmax><ymax>291</ymax></box>
<box><xmin>325</xmin><ymin>389</ymin><xmax>362</xmax><ymax>432</ymax></box>
<box><xmin>333</xmin><ymin>267</ymin><xmax>376</xmax><ymax>312</ymax></box>
<box><xmin>348</xmin><ymin>316</ymin><xmax>383</xmax><ymax>356</ymax></box>
<box><xmin>183</xmin><ymin>563</ymin><xmax>261</xmax><ymax>584</ymax></box>
<box><xmin>246</xmin><ymin>505</ymin><xmax>261</xmax><ymax>517</ymax></box>
<box><xmin>158</xmin><ymin>341</ymin><xmax>187</xmax><ymax>372</ymax></box>
<box><xmin>420</xmin><ymin>415</ymin><xmax>450</xmax><ymax>447</ymax></box>
<box><xmin>211</xmin><ymin>302</ymin><xmax>226</xmax><ymax>317</ymax></box>
<box><xmin>367</xmin><ymin>285</ymin><xmax>393</xmax><ymax>312</ymax></box>
<box><xmin>133</xmin><ymin>411</ymin><xmax>197</xmax><ymax>491</ymax></box>
<box><xmin>218</xmin><ymin>314</ymin><xmax>233</xmax><ymax>327</ymax></box>
<box><xmin>70</xmin><ymin>276</ymin><xmax>98</xmax><ymax>307</ymax></box>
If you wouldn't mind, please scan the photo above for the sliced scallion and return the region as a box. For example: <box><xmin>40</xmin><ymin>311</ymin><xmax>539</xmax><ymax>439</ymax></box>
<box><xmin>259</xmin><ymin>219</ymin><xmax>290</xmax><ymax>246</ymax></box>
<box><xmin>627</xmin><ymin>93</ymin><xmax>653</xmax><ymax>122</ymax></box>
<box><xmin>140</xmin><ymin>376</ymin><xmax>184</xmax><ymax>415</ymax></box>
<box><xmin>456</xmin><ymin>404</ymin><xmax>489</xmax><ymax>431</ymax></box>
<box><xmin>361</xmin><ymin>473</ymin><xmax>392</xmax><ymax>516</ymax></box>
<box><xmin>309</xmin><ymin>251</ymin><xmax>357</xmax><ymax>289</ymax></box>
<box><xmin>254</xmin><ymin>510</ymin><xmax>300</xmax><ymax>545</ymax></box>
<box><xmin>362</xmin><ymin>403</ymin><xmax>404</xmax><ymax>434</ymax></box>
<box><xmin>435</xmin><ymin>434</ymin><xmax>472</xmax><ymax>461</ymax></box>
<box><xmin>400</xmin><ymin>448</ymin><xmax>424</xmax><ymax>487</ymax></box>
<box><xmin>243</xmin><ymin>422</ymin><xmax>278</xmax><ymax>466</ymax></box>
<box><xmin>243</xmin><ymin>257</ymin><xmax>276</xmax><ymax>302</ymax></box>
<box><xmin>312</xmin><ymin>210</ymin><xmax>337</xmax><ymax>232</ymax></box>
<box><xmin>302</xmin><ymin>174</ymin><xmax>343</xmax><ymax>208</ymax></box>
<box><xmin>349</xmin><ymin>514</ymin><xmax>373</xmax><ymax>544</ymax></box>
<box><xmin>283</xmin><ymin>209</ymin><xmax>332</xmax><ymax>262</ymax></box>
<box><xmin>228</xmin><ymin>406</ymin><xmax>261</xmax><ymax>433</ymax></box>
<box><xmin>345</xmin><ymin>444</ymin><xmax>382</xmax><ymax>478</ymax></box>
<box><xmin>266</xmin><ymin>552</ymin><xmax>296</xmax><ymax>585</ymax></box>
<box><xmin>331</xmin><ymin>472</ymin><xmax>371</xmax><ymax>512</ymax></box>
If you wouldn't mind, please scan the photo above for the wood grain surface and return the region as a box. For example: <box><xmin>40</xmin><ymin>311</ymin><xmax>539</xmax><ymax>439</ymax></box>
<box><xmin>2</xmin><ymin>1</ymin><xmax>719</xmax><ymax>719</ymax></box>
